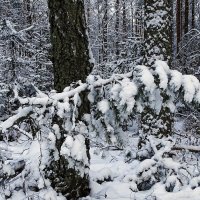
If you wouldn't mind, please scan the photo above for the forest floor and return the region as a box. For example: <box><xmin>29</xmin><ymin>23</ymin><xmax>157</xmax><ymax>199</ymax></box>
<box><xmin>85</xmin><ymin>148</ymin><xmax>200</xmax><ymax>200</ymax></box>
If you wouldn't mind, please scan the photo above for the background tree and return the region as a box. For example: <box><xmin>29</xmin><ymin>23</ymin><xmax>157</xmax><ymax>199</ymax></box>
<box><xmin>0</xmin><ymin>0</ymin><xmax>52</xmax><ymax>90</ymax></box>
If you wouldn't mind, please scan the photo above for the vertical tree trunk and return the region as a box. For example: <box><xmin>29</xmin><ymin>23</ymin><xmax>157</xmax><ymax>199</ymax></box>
<box><xmin>131</xmin><ymin>1</ymin><xmax>134</xmax><ymax>38</ymax></box>
<box><xmin>184</xmin><ymin>0</ymin><xmax>189</xmax><ymax>34</ymax></box>
<box><xmin>115</xmin><ymin>0</ymin><xmax>120</xmax><ymax>58</ymax></box>
<box><xmin>143</xmin><ymin>0</ymin><xmax>172</xmax><ymax>67</ymax></box>
<box><xmin>180</xmin><ymin>0</ymin><xmax>183</xmax><ymax>39</ymax></box>
<box><xmin>49</xmin><ymin>0</ymin><xmax>92</xmax><ymax>92</ymax></box>
<box><xmin>48</xmin><ymin>0</ymin><xmax>92</xmax><ymax>199</ymax></box>
<box><xmin>86</xmin><ymin>0</ymin><xmax>91</xmax><ymax>34</ymax></box>
<box><xmin>142</xmin><ymin>0</ymin><xmax>173</xmax><ymax>137</ymax></box>
<box><xmin>176</xmin><ymin>0</ymin><xmax>181</xmax><ymax>52</ymax></box>
<box><xmin>102</xmin><ymin>0</ymin><xmax>108</xmax><ymax>63</ymax></box>
<box><xmin>122</xmin><ymin>0</ymin><xmax>126</xmax><ymax>38</ymax></box>
<box><xmin>191</xmin><ymin>0</ymin><xmax>195</xmax><ymax>29</ymax></box>
<box><xmin>122</xmin><ymin>0</ymin><xmax>127</xmax><ymax>58</ymax></box>
<box><xmin>97</xmin><ymin>0</ymin><xmax>102</xmax><ymax>64</ymax></box>
<box><xmin>24</xmin><ymin>0</ymin><xmax>32</xmax><ymax>25</ymax></box>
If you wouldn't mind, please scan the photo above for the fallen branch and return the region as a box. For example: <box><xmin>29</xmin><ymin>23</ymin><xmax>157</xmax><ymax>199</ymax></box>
<box><xmin>173</xmin><ymin>145</ymin><xmax>200</xmax><ymax>153</ymax></box>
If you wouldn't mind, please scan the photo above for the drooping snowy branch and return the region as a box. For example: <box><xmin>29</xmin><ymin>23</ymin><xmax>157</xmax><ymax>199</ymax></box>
<box><xmin>1</xmin><ymin>60</ymin><xmax>199</xmax><ymax>135</ymax></box>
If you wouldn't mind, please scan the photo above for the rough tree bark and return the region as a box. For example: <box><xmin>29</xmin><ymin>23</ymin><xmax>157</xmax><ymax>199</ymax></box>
<box><xmin>143</xmin><ymin>0</ymin><xmax>172</xmax><ymax>67</ymax></box>
<box><xmin>142</xmin><ymin>0</ymin><xmax>173</xmax><ymax>137</ymax></box>
<box><xmin>48</xmin><ymin>0</ymin><xmax>92</xmax><ymax>92</ymax></box>
<box><xmin>47</xmin><ymin>0</ymin><xmax>92</xmax><ymax>199</ymax></box>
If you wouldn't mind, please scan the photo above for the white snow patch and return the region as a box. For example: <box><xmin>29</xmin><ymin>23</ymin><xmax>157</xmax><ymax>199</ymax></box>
<box><xmin>155</xmin><ymin>60</ymin><xmax>170</xmax><ymax>89</ymax></box>
<box><xmin>98</xmin><ymin>99</ymin><xmax>110</xmax><ymax>114</ymax></box>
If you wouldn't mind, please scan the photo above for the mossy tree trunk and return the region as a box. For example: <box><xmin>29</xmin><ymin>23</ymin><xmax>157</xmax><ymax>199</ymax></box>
<box><xmin>47</xmin><ymin>0</ymin><xmax>92</xmax><ymax>199</ymax></box>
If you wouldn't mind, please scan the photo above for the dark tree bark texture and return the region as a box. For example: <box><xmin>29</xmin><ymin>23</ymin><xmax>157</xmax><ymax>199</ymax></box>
<box><xmin>184</xmin><ymin>0</ymin><xmax>189</xmax><ymax>34</ymax></box>
<box><xmin>191</xmin><ymin>0</ymin><xmax>195</xmax><ymax>29</ymax></box>
<box><xmin>176</xmin><ymin>0</ymin><xmax>181</xmax><ymax>52</ymax></box>
<box><xmin>48</xmin><ymin>0</ymin><xmax>92</xmax><ymax>92</ymax></box>
<box><xmin>47</xmin><ymin>0</ymin><xmax>92</xmax><ymax>199</ymax></box>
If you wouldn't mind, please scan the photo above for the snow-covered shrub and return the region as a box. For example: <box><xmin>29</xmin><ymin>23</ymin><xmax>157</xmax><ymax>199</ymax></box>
<box><xmin>0</xmin><ymin>84</ymin><xmax>90</xmax><ymax>199</ymax></box>
<box><xmin>132</xmin><ymin>136</ymin><xmax>196</xmax><ymax>192</ymax></box>
<box><xmin>88</xmin><ymin>61</ymin><xmax>200</xmax><ymax>148</ymax></box>
<box><xmin>0</xmin><ymin>60</ymin><xmax>199</xmax><ymax>198</ymax></box>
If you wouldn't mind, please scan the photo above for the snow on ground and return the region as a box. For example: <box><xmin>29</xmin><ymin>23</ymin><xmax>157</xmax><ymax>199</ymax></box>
<box><xmin>85</xmin><ymin>148</ymin><xmax>200</xmax><ymax>200</ymax></box>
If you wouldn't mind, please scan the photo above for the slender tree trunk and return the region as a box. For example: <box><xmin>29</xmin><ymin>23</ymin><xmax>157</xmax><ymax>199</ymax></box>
<box><xmin>191</xmin><ymin>0</ymin><xmax>195</xmax><ymax>29</ymax></box>
<box><xmin>86</xmin><ymin>0</ymin><xmax>91</xmax><ymax>34</ymax></box>
<box><xmin>180</xmin><ymin>0</ymin><xmax>183</xmax><ymax>39</ymax></box>
<box><xmin>122</xmin><ymin>0</ymin><xmax>126</xmax><ymax>39</ymax></box>
<box><xmin>102</xmin><ymin>0</ymin><xmax>108</xmax><ymax>63</ymax></box>
<box><xmin>115</xmin><ymin>0</ymin><xmax>120</xmax><ymax>58</ymax></box>
<box><xmin>24</xmin><ymin>0</ymin><xmax>32</xmax><ymax>25</ymax></box>
<box><xmin>184</xmin><ymin>0</ymin><xmax>189</xmax><ymax>34</ymax></box>
<box><xmin>176</xmin><ymin>0</ymin><xmax>181</xmax><ymax>52</ymax></box>
<box><xmin>122</xmin><ymin>0</ymin><xmax>127</xmax><ymax>57</ymax></box>
<box><xmin>131</xmin><ymin>1</ymin><xmax>134</xmax><ymax>38</ymax></box>
<box><xmin>97</xmin><ymin>1</ymin><xmax>101</xmax><ymax>64</ymax></box>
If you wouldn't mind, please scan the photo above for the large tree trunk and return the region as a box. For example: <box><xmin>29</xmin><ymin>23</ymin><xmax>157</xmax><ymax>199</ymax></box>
<box><xmin>142</xmin><ymin>0</ymin><xmax>173</xmax><ymax>137</ymax></box>
<box><xmin>49</xmin><ymin>0</ymin><xmax>92</xmax><ymax>92</ymax></box>
<box><xmin>143</xmin><ymin>0</ymin><xmax>172</xmax><ymax>67</ymax></box>
<box><xmin>48</xmin><ymin>0</ymin><xmax>92</xmax><ymax>199</ymax></box>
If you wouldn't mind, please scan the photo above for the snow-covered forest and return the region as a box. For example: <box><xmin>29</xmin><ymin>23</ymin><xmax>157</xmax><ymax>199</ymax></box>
<box><xmin>0</xmin><ymin>0</ymin><xmax>199</xmax><ymax>199</ymax></box>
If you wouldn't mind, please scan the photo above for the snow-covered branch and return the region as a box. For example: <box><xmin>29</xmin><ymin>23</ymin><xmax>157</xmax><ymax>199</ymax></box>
<box><xmin>0</xmin><ymin>61</ymin><xmax>199</xmax><ymax>134</ymax></box>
